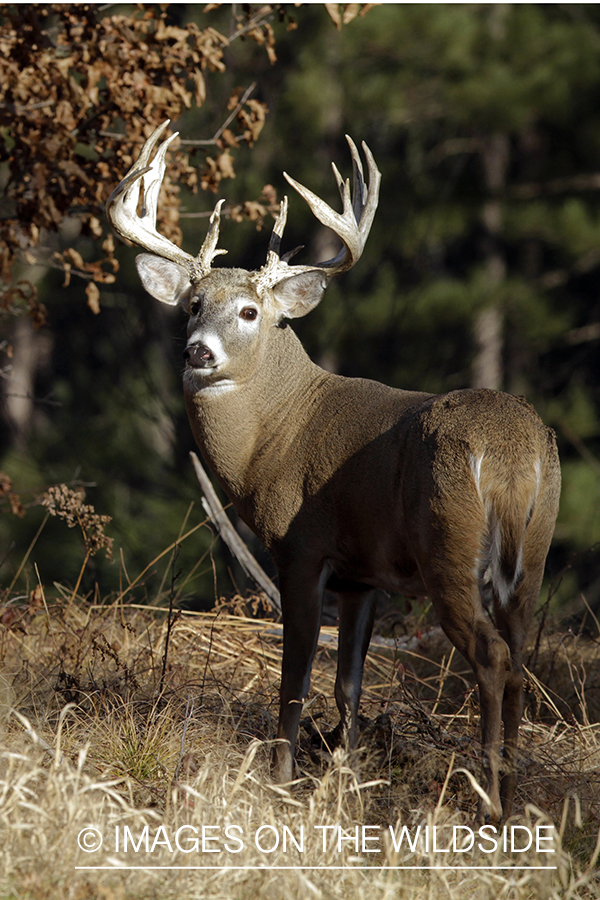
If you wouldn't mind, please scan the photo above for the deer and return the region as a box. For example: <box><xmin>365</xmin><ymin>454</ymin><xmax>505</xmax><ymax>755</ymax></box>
<box><xmin>106</xmin><ymin>121</ymin><xmax>561</xmax><ymax>823</ymax></box>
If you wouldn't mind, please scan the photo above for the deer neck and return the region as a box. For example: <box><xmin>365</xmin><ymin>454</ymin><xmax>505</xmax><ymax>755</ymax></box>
<box><xmin>184</xmin><ymin>324</ymin><xmax>328</xmax><ymax>506</ymax></box>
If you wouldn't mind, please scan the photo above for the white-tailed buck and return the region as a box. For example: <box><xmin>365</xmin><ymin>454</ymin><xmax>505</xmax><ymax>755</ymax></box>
<box><xmin>107</xmin><ymin>122</ymin><xmax>560</xmax><ymax>822</ymax></box>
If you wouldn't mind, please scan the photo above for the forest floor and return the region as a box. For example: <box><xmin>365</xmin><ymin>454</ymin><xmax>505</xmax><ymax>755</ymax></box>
<box><xmin>0</xmin><ymin>584</ymin><xmax>599</xmax><ymax>900</ymax></box>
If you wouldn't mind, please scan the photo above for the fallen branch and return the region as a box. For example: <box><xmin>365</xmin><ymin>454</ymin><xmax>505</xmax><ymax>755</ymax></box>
<box><xmin>190</xmin><ymin>452</ymin><xmax>282</xmax><ymax>617</ymax></box>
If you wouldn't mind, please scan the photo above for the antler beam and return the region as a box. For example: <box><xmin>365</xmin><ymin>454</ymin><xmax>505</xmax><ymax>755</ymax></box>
<box><xmin>105</xmin><ymin>121</ymin><xmax>227</xmax><ymax>281</ymax></box>
<box><xmin>254</xmin><ymin>135</ymin><xmax>381</xmax><ymax>292</ymax></box>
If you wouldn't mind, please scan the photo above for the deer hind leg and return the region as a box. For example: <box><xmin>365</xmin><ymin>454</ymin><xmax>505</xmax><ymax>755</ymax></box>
<box><xmin>332</xmin><ymin>584</ymin><xmax>377</xmax><ymax>751</ymax></box>
<box><xmin>493</xmin><ymin>562</ymin><xmax>545</xmax><ymax>820</ymax></box>
<box><xmin>273</xmin><ymin>562</ymin><xmax>327</xmax><ymax>783</ymax></box>
<box><xmin>429</xmin><ymin>583</ymin><xmax>510</xmax><ymax>825</ymax></box>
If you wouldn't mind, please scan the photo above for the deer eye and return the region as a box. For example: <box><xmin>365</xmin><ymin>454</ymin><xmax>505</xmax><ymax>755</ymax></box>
<box><xmin>240</xmin><ymin>306</ymin><xmax>258</xmax><ymax>321</ymax></box>
<box><xmin>190</xmin><ymin>299</ymin><xmax>201</xmax><ymax>316</ymax></box>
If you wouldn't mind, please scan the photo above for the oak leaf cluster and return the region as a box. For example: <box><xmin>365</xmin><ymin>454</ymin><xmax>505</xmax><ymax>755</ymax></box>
<box><xmin>0</xmin><ymin>4</ymin><xmax>277</xmax><ymax>319</ymax></box>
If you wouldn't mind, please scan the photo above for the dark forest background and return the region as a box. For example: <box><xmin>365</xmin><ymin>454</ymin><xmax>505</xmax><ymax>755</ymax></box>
<box><xmin>1</xmin><ymin>3</ymin><xmax>599</xmax><ymax>615</ymax></box>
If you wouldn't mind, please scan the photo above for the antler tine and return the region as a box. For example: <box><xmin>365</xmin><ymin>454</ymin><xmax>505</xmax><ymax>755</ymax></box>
<box><xmin>331</xmin><ymin>138</ymin><xmax>365</xmax><ymax>223</ymax></box>
<box><xmin>106</xmin><ymin>121</ymin><xmax>197</xmax><ymax>275</ymax></box>
<box><xmin>141</xmin><ymin>128</ymin><xmax>178</xmax><ymax>232</ymax></box>
<box><xmin>250</xmin><ymin>197</ymin><xmax>291</xmax><ymax>292</ymax></box>
<box><xmin>107</xmin><ymin>120</ymin><xmax>228</xmax><ymax>280</ymax></box>
<box><xmin>196</xmin><ymin>199</ymin><xmax>228</xmax><ymax>272</ymax></box>
<box><xmin>345</xmin><ymin>134</ymin><xmax>368</xmax><ymax>223</ymax></box>
<box><xmin>266</xmin><ymin>196</ymin><xmax>289</xmax><ymax>263</ymax></box>
<box><xmin>281</xmin><ymin>136</ymin><xmax>381</xmax><ymax>277</ymax></box>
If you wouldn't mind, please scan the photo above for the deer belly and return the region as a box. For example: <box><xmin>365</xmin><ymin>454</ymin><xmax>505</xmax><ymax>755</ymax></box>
<box><xmin>328</xmin><ymin>552</ymin><xmax>426</xmax><ymax>598</ymax></box>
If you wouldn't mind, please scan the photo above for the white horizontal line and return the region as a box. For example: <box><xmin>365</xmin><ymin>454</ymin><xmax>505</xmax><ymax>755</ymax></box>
<box><xmin>75</xmin><ymin>865</ymin><xmax>558</xmax><ymax>871</ymax></box>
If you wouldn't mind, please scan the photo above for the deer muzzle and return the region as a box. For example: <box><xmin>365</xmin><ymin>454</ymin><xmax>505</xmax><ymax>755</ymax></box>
<box><xmin>184</xmin><ymin>342</ymin><xmax>216</xmax><ymax>369</ymax></box>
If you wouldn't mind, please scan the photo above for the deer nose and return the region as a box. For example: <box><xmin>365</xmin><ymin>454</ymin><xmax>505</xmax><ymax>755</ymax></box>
<box><xmin>184</xmin><ymin>342</ymin><xmax>215</xmax><ymax>368</ymax></box>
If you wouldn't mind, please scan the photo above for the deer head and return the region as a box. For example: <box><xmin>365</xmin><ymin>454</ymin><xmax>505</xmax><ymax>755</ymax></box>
<box><xmin>106</xmin><ymin>121</ymin><xmax>381</xmax><ymax>390</ymax></box>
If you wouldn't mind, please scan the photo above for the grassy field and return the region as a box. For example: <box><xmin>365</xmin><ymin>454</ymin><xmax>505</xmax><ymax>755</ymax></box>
<box><xmin>0</xmin><ymin>578</ymin><xmax>599</xmax><ymax>900</ymax></box>
<box><xmin>0</xmin><ymin>485</ymin><xmax>598</xmax><ymax>899</ymax></box>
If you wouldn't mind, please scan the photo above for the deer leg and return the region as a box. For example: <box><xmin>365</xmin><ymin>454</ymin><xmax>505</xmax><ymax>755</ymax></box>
<box><xmin>273</xmin><ymin>564</ymin><xmax>326</xmax><ymax>783</ymax></box>
<box><xmin>473</xmin><ymin>627</ymin><xmax>510</xmax><ymax>825</ymax></box>
<box><xmin>334</xmin><ymin>588</ymin><xmax>377</xmax><ymax>750</ymax></box>
<box><xmin>430</xmin><ymin>589</ymin><xmax>510</xmax><ymax>824</ymax></box>
<box><xmin>493</xmin><ymin>572</ymin><xmax>542</xmax><ymax>820</ymax></box>
<box><xmin>497</xmin><ymin>652</ymin><xmax>523</xmax><ymax>821</ymax></box>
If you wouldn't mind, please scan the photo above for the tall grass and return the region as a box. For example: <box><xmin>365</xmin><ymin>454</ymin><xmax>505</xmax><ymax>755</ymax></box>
<box><xmin>0</xmin><ymin>494</ymin><xmax>599</xmax><ymax>898</ymax></box>
<box><xmin>0</xmin><ymin>594</ymin><xmax>598</xmax><ymax>900</ymax></box>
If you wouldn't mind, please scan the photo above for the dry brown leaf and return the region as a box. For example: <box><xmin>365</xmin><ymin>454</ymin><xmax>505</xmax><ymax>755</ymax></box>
<box><xmin>86</xmin><ymin>281</ymin><xmax>101</xmax><ymax>315</ymax></box>
<box><xmin>9</xmin><ymin>493</ymin><xmax>25</xmax><ymax>518</ymax></box>
<box><xmin>325</xmin><ymin>3</ymin><xmax>343</xmax><ymax>29</ymax></box>
<box><xmin>64</xmin><ymin>248</ymin><xmax>85</xmax><ymax>270</ymax></box>
<box><xmin>0</xmin><ymin>472</ymin><xmax>13</xmax><ymax>495</ymax></box>
<box><xmin>193</xmin><ymin>69</ymin><xmax>206</xmax><ymax>105</ymax></box>
<box><xmin>325</xmin><ymin>3</ymin><xmax>368</xmax><ymax>28</ymax></box>
<box><xmin>0</xmin><ymin>4</ymin><xmax>274</xmax><ymax>323</ymax></box>
<box><xmin>216</xmin><ymin>150</ymin><xmax>236</xmax><ymax>180</ymax></box>
<box><xmin>343</xmin><ymin>4</ymin><xmax>361</xmax><ymax>24</ymax></box>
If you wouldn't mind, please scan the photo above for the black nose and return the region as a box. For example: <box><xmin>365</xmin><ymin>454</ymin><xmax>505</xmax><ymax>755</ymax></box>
<box><xmin>184</xmin><ymin>343</ymin><xmax>215</xmax><ymax>368</ymax></box>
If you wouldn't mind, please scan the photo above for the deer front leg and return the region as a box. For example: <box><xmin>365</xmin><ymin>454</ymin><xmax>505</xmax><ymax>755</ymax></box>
<box><xmin>273</xmin><ymin>563</ymin><xmax>326</xmax><ymax>783</ymax></box>
<box><xmin>334</xmin><ymin>588</ymin><xmax>377</xmax><ymax>750</ymax></box>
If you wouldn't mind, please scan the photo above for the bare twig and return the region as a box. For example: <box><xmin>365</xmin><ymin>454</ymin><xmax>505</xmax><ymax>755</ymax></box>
<box><xmin>172</xmin><ymin>692</ymin><xmax>195</xmax><ymax>784</ymax></box>
<box><xmin>559</xmin><ymin>420</ymin><xmax>600</xmax><ymax>476</ymax></box>
<box><xmin>179</xmin><ymin>82</ymin><xmax>257</xmax><ymax>147</ymax></box>
<box><xmin>227</xmin><ymin>6</ymin><xmax>277</xmax><ymax>44</ymax></box>
<box><xmin>158</xmin><ymin>545</ymin><xmax>182</xmax><ymax>697</ymax></box>
<box><xmin>100</xmin><ymin>81</ymin><xmax>256</xmax><ymax>152</ymax></box>
<box><xmin>0</xmin><ymin>100</ymin><xmax>56</xmax><ymax>114</ymax></box>
<box><xmin>7</xmin><ymin>511</ymin><xmax>50</xmax><ymax>593</ymax></box>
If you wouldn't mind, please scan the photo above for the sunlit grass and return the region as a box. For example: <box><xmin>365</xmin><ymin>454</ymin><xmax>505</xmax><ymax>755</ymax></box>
<box><xmin>0</xmin><ymin>589</ymin><xmax>598</xmax><ymax>899</ymax></box>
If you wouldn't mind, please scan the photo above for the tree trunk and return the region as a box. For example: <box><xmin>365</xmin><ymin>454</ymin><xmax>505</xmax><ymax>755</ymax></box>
<box><xmin>472</xmin><ymin>132</ymin><xmax>509</xmax><ymax>390</ymax></box>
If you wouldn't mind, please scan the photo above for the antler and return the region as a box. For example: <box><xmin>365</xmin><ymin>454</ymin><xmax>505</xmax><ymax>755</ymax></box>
<box><xmin>285</xmin><ymin>135</ymin><xmax>381</xmax><ymax>275</ymax></box>
<box><xmin>107</xmin><ymin>122</ymin><xmax>380</xmax><ymax>290</ymax></box>
<box><xmin>254</xmin><ymin>135</ymin><xmax>381</xmax><ymax>291</ymax></box>
<box><xmin>105</xmin><ymin>121</ymin><xmax>227</xmax><ymax>281</ymax></box>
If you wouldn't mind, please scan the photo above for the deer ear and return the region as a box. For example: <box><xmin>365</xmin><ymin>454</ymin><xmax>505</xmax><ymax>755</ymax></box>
<box><xmin>272</xmin><ymin>271</ymin><xmax>327</xmax><ymax>320</ymax></box>
<box><xmin>135</xmin><ymin>253</ymin><xmax>191</xmax><ymax>306</ymax></box>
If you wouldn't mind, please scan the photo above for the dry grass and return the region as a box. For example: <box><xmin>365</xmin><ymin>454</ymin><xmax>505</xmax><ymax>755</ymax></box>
<box><xmin>0</xmin><ymin>587</ymin><xmax>599</xmax><ymax>899</ymax></box>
